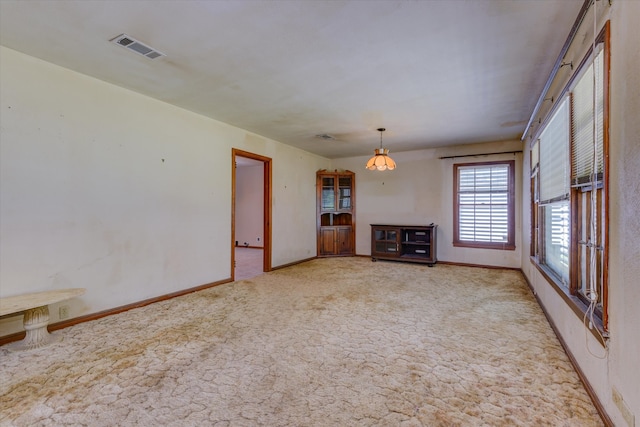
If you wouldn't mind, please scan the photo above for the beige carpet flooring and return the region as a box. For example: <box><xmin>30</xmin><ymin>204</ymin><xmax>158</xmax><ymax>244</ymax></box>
<box><xmin>0</xmin><ymin>257</ymin><xmax>602</xmax><ymax>426</ymax></box>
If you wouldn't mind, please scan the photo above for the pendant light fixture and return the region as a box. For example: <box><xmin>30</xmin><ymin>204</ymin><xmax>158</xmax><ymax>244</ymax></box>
<box><xmin>366</xmin><ymin>128</ymin><xmax>397</xmax><ymax>171</ymax></box>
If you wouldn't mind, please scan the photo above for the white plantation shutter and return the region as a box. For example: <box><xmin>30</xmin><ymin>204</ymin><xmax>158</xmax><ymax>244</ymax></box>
<box><xmin>457</xmin><ymin>164</ymin><xmax>509</xmax><ymax>243</ymax></box>
<box><xmin>539</xmin><ymin>97</ymin><xmax>570</xmax><ymax>202</ymax></box>
<box><xmin>572</xmin><ymin>47</ymin><xmax>604</xmax><ymax>186</ymax></box>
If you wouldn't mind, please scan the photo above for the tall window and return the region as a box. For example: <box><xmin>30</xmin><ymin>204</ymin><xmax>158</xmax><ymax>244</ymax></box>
<box><xmin>454</xmin><ymin>160</ymin><xmax>515</xmax><ymax>250</ymax></box>
<box><xmin>531</xmin><ymin>23</ymin><xmax>609</xmax><ymax>333</ymax></box>
<box><xmin>571</xmin><ymin>44</ymin><xmax>607</xmax><ymax>316</ymax></box>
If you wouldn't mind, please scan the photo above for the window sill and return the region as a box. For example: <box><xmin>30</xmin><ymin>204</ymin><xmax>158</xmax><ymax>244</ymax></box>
<box><xmin>453</xmin><ymin>241</ymin><xmax>516</xmax><ymax>251</ymax></box>
<box><xmin>529</xmin><ymin>256</ymin><xmax>607</xmax><ymax>347</ymax></box>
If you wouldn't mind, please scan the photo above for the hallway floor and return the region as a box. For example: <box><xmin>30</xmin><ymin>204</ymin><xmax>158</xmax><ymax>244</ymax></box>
<box><xmin>234</xmin><ymin>247</ymin><xmax>263</xmax><ymax>281</ymax></box>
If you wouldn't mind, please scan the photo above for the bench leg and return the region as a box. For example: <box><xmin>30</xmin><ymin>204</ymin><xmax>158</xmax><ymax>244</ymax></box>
<box><xmin>8</xmin><ymin>305</ymin><xmax>63</xmax><ymax>351</ymax></box>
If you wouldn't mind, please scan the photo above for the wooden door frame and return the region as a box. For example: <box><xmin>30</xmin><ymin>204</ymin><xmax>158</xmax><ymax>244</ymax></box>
<box><xmin>231</xmin><ymin>149</ymin><xmax>272</xmax><ymax>280</ymax></box>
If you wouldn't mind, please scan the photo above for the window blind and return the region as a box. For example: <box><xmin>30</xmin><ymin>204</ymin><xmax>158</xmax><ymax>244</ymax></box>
<box><xmin>539</xmin><ymin>97</ymin><xmax>570</xmax><ymax>202</ymax></box>
<box><xmin>571</xmin><ymin>47</ymin><xmax>604</xmax><ymax>186</ymax></box>
<box><xmin>543</xmin><ymin>202</ymin><xmax>570</xmax><ymax>285</ymax></box>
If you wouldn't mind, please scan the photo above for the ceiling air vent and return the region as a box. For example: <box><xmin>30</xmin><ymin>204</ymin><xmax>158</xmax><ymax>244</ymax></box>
<box><xmin>110</xmin><ymin>34</ymin><xmax>165</xmax><ymax>60</ymax></box>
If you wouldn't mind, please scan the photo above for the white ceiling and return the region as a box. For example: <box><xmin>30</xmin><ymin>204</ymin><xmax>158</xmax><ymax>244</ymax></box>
<box><xmin>0</xmin><ymin>0</ymin><xmax>582</xmax><ymax>159</ymax></box>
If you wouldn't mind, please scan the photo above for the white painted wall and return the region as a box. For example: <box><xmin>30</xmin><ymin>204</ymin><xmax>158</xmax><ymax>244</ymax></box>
<box><xmin>521</xmin><ymin>1</ymin><xmax>640</xmax><ymax>424</ymax></box>
<box><xmin>235</xmin><ymin>164</ymin><xmax>264</xmax><ymax>247</ymax></box>
<box><xmin>333</xmin><ymin>140</ymin><xmax>523</xmax><ymax>268</ymax></box>
<box><xmin>0</xmin><ymin>46</ymin><xmax>330</xmax><ymax>335</ymax></box>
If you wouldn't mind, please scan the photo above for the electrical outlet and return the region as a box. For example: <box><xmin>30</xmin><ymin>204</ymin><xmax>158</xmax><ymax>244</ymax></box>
<box><xmin>613</xmin><ymin>387</ymin><xmax>635</xmax><ymax>427</ymax></box>
<box><xmin>59</xmin><ymin>305</ymin><xmax>69</xmax><ymax>320</ymax></box>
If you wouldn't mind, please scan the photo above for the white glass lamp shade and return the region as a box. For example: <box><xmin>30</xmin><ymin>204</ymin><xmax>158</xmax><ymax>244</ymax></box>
<box><xmin>366</xmin><ymin>148</ymin><xmax>396</xmax><ymax>171</ymax></box>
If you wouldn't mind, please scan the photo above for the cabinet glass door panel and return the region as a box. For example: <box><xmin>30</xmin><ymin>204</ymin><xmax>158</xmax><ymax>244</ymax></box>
<box><xmin>374</xmin><ymin>228</ymin><xmax>398</xmax><ymax>254</ymax></box>
<box><xmin>375</xmin><ymin>242</ymin><xmax>398</xmax><ymax>253</ymax></box>
<box><xmin>321</xmin><ymin>177</ymin><xmax>335</xmax><ymax>211</ymax></box>
<box><xmin>374</xmin><ymin>229</ymin><xmax>396</xmax><ymax>242</ymax></box>
<box><xmin>338</xmin><ymin>177</ymin><xmax>351</xmax><ymax>210</ymax></box>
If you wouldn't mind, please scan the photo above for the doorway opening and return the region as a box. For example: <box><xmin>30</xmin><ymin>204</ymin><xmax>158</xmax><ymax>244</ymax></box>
<box><xmin>232</xmin><ymin>149</ymin><xmax>272</xmax><ymax>281</ymax></box>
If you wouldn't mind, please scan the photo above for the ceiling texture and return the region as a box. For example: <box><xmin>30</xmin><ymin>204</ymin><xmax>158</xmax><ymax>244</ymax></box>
<box><xmin>0</xmin><ymin>0</ymin><xmax>583</xmax><ymax>159</ymax></box>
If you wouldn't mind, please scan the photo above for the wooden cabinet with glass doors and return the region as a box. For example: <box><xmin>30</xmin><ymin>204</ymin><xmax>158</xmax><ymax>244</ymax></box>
<box><xmin>316</xmin><ymin>170</ymin><xmax>355</xmax><ymax>256</ymax></box>
<box><xmin>371</xmin><ymin>224</ymin><xmax>437</xmax><ymax>266</ymax></box>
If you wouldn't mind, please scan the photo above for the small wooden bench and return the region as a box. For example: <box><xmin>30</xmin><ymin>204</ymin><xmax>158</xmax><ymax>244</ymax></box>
<box><xmin>0</xmin><ymin>288</ymin><xmax>85</xmax><ymax>351</ymax></box>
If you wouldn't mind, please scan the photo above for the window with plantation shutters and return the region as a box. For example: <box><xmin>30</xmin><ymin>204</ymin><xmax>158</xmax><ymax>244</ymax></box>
<box><xmin>572</xmin><ymin>47</ymin><xmax>604</xmax><ymax>187</ymax></box>
<box><xmin>453</xmin><ymin>161</ymin><xmax>515</xmax><ymax>250</ymax></box>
